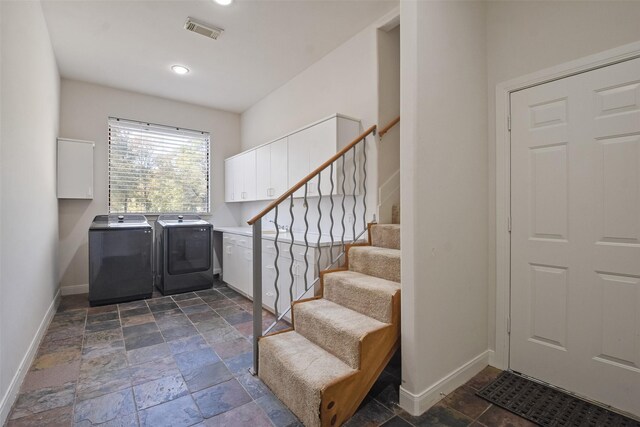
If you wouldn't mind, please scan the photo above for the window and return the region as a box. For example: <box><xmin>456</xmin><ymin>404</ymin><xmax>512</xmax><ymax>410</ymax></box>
<box><xmin>108</xmin><ymin>117</ymin><xmax>210</xmax><ymax>214</ymax></box>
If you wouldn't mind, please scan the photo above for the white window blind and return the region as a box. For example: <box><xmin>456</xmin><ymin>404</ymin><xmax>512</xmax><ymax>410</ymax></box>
<box><xmin>108</xmin><ymin>117</ymin><xmax>210</xmax><ymax>214</ymax></box>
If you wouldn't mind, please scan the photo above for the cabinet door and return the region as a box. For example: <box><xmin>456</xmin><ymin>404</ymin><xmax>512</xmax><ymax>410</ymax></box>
<box><xmin>288</xmin><ymin>132</ymin><xmax>309</xmax><ymax>198</ymax></box>
<box><xmin>262</xmin><ymin>249</ymin><xmax>278</xmax><ymax>314</ymax></box>
<box><xmin>224</xmin><ymin>159</ymin><xmax>236</xmax><ymax>202</ymax></box>
<box><xmin>270</xmin><ymin>137</ymin><xmax>288</xmax><ymax>199</ymax></box>
<box><xmin>256</xmin><ymin>145</ymin><xmax>271</xmax><ymax>200</ymax></box>
<box><xmin>239</xmin><ymin>247</ymin><xmax>253</xmax><ymax>296</ymax></box>
<box><xmin>58</xmin><ymin>139</ymin><xmax>94</xmax><ymax>199</ymax></box>
<box><xmin>308</xmin><ymin>118</ymin><xmax>337</xmax><ymax>196</ymax></box>
<box><xmin>222</xmin><ymin>235</ymin><xmax>237</xmax><ymax>285</ymax></box>
<box><xmin>241</xmin><ymin>151</ymin><xmax>257</xmax><ymax>201</ymax></box>
<box><xmin>336</xmin><ymin>118</ymin><xmax>362</xmax><ymax>196</ymax></box>
<box><xmin>288</xmin><ymin>118</ymin><xmax>337</xmax><ymax>198</ymax></box>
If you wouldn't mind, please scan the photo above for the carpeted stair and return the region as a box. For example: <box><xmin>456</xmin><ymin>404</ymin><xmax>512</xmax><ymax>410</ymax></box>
<box><xmin>259</xmin><ymin>224</ymin><xmax>401</xmax><ymax>427</ymax></box>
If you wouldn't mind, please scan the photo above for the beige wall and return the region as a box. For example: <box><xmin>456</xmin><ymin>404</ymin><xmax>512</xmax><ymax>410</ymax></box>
<box><xmin>0</xmin><ymin>0</ymin><xmax>60</xmax><ymax>421</ymax></box>
<box><xmin>400</xmin><ymin>0</ymin><xmax>488</xmax><ymax>414</ymax></box>
<box><xmin>58</xmin><ymin>80</ymin><xmax>242</xmax><ymax>291</ymax></box>
<box><xmin>377</xmin><ymin>24</ymin><xmax>400</xmax><ymax>196</ymax></box>
<box><xmin>486</xmin><ymin>0</ymin><xmax>640</xmax><ymax>352</ymax></box>
<box><xmin>238</xmin><ymin>8</ymin><xmax>399</xmax><ymax>225</ymax></box>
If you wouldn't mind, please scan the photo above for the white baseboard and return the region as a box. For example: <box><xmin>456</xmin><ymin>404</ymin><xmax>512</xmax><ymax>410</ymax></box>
<box><xmin>399</xmin><ymin>350</ymin><xmax>490</xmax><ymax>416</ymax></box>
<box><xmin>60</xmin><ymin>284</ymin><xmax>88</xmax><ymax>295</ymax></box>
<box><xmin>487</xmin><ymin>349</ymin><xmax>502</xmax><ymax>369</ymax></box>
<box><xmin>0</xmin><ymin>288</ymin><xmax>61</xmax><ymax>424</ymax></box>
<box><xmin>213</xmin><ymin>267</ymin><xmax>221</xmax><ymax>275</ymax></box>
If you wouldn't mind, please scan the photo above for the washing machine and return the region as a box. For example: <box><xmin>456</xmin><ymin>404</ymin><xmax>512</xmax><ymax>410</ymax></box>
<box><xmin>155</xmin><ymin>214</ymin><xmax>213</xmax><ymax>295</ymax></box>
<box><xmin>88</xmin><ymin>214</ymin><xmax>153</xmax><ymax>306</ymax></box>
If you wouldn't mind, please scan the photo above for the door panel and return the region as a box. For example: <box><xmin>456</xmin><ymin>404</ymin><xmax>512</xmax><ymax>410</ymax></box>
<box><xmin>510</xmin><ymin>57</ymin><xmax>640</xmax><ymax>416</ymax></box>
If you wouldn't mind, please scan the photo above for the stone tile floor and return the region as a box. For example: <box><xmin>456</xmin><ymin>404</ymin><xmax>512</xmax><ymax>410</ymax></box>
<box><xmin>5</xmin><ymin>278</ymin><xmax>532</xmax><ymax>427</ymax></box>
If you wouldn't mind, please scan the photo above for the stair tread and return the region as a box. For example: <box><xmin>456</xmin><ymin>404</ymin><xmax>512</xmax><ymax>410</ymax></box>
<box><xmin>325</xmin><ymin>270</ymin><xmax>400</xmax><ymax>292</ymax></box>
<box><xmin>294</xmin><ymin>299</ymin><xmax>386</xmax><ymax>369</ymax></box>
<box><xmin>259</xmin><ymin>330</ymin><xmax>355</xmax><ymax>388</ymax></box>
<box><xmin>259</xmin><ymin>331</ymin><xmax>355</xmax><ymax>427</ymax></box>
<box><xmin>349</xmin><ymin>246</ymin><xmax>401</xmax><ymax>283</ymax></box>
<box><xmin>296</xmin><ymin>298</ymin><xmax>387</xmax><ymax>337</ymax></box>
<box><xmin>323</xmin><ymin>271</ymin><xmax>400</xmax><ymax>323</ymax></box>
<box><xmin>371</xmin><ymin>224</ymin><xmax>401</xmax><ymax>250</ymax></box>
<box><xmin>351</xmin><ymin>245</ymin><xmax>401</xmax><ymax>257</ymax></box>
<box><xmin>373</xmin><ymin>224</ymin><xmax>400</xmax><ymax>230</ymax></box>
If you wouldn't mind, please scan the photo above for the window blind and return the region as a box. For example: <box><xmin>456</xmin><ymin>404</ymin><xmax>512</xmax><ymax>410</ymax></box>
<box><xmin>108</xmin><ymin>117</ymin><xmax>210</xmax><ymax>214</ymax></box>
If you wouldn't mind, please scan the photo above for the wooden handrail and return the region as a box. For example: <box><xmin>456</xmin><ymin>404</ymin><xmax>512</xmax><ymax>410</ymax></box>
<box><xmin>247</xmin><ymin>124</ymin><xmax>377</xmax><ymax>225</ymax></box>
<box><xmin>378</xmin><ymin>116</ymin><xmax>400</xmax><ymax>138</ymax></box>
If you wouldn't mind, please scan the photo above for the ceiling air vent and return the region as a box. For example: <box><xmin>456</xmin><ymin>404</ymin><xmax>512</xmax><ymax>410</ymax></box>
<box><xmin>184</xmin><ymin>18</ymin><xmax>224</xmax><ymax>40</ymax></box>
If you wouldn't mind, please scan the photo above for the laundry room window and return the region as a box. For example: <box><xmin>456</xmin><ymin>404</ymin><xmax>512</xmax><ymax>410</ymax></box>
<box><xmin>108</xmin><ymin>117</ymin><xmax>210</xmax><ymax>214</ymax></box>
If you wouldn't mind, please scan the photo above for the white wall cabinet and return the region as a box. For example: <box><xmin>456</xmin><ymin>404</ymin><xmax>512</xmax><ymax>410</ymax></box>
<box><xmin>224</xmin><ymin>114</ymin><xmax>361</xmax><ymax>203</ymax></box>
<box><xmin>224</xmin><ymin>151</ymin><xmax>256</xmax><ymax>202</ymax></box>
<box><xmin>287</xmin><ymin>115</ymin><xmax>363</xmax><ymax>198</ymax></box>
<box><xmin>57</xmin><ymin>138</ymin><xmax>94</xmax><ymax>199</ymax></box>
<box><xmin>256</xmin><ymin>137</ymin><xmax>288</xmax><ymax>200</ymax></box>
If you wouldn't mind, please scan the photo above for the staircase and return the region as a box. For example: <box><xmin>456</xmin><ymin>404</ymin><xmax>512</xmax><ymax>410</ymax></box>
<box><xmin>258</xmin><ymin>223</ymin><xmax>401</xmax><ymax>426</ymax></box>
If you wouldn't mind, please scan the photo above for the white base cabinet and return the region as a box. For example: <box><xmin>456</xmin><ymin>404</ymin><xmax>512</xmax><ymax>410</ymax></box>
<box><xmin>222</xmin><ymin>234</ymin><xmax>253</xmax><ymax>296</ymax></box>
<box><xmin>222</xmin><ymin>232</ymin><xmax>338</xmax><ymax>320</ymax></box>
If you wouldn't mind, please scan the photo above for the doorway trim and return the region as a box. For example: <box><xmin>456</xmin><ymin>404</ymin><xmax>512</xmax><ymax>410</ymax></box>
<box><xmin>494</xmin><ymin>40</ymin><xmax>640</xmax><ymax>370</ymax></box>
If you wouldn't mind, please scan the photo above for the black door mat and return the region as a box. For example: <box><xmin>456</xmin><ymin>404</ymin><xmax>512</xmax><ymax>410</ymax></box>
<box><xmin>476</xmin><ymin>371</ymin><xmax>640</xmax><ymax>427</ymax></box>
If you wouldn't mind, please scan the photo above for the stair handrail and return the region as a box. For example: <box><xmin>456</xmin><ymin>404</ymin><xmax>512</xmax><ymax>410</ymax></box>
<box><xmin>377</xmin><ymin>115</ymin><xmax>399</xmax><ymax>139</ymax></box>
<box><xmin>247</xmin><ymin>124</ymin><xmax>377</xmax><ymax>226</ymax></box>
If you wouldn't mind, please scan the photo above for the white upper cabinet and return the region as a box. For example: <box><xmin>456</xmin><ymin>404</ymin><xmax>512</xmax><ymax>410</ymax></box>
<box><xmin>256</xmin><ymin>137</ymin><xmax>288</xmax><ymax>200</ymax></box>
<box><xmin>224</xmin><ymin>156</ymin><xmax>237</xmax><ymax>202</ymax></box>
<box><xmin>289</xmin><ymin>118</ymin><xmax>335</xmax><ymax>198</ymax></box>
<box><xmin>225</xmin><ymin>150</ymin><xmax>256</xmax><ymax>202</ymax></box>
<box><xmin>57</xmin><ymin>138</ymin><xmax>94</xmax><ymax>199</ymax></box>
<box><xmin>288</xmin><ymin>116</ymin><xmax>362</xmax><ymax>198</ymax></box>
<box><xmin>270</xmin><ymin>138</ymin><xmax>288</xmax><ymax>198</ymax></box>
<box><xmin>225</xmin><ymin>114</ymin><xmax>361</xmax><ymax>203</ymax></box>
<box><xmin>240</xmin><ymin>150</ymin><xmax>257</xmax><ymax>201</ymax></box>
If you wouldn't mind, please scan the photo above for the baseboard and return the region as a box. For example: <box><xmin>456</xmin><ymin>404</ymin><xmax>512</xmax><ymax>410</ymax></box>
<box><xmin>213</xmin><ymin>267</ymin><xmax>221</xmax><ymax>275</ymax></box>
<box><xmin>0</xmin><ymin>288</ymin><xmax>61</xmax><ymax>424</ymax></box>
<box><xmin>487</xmin><ymin>349</ymin><xmax>501</xmax><ymax>369</ymax></box>
<box><xmin>60</xmin><ymin>283</ymin><xmax>88</xmax><ymax>295</ymax></box>
<box><xmin>399</xmin><ymin>349</ymin><xmax>490</xmax><ymax>416</ymax></box>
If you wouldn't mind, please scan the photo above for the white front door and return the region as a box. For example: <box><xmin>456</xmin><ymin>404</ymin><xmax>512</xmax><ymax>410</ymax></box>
<box><xmin>510</xmin><ymin>57</ymin><xmax>640</xmax><ymax>416</ymax></box>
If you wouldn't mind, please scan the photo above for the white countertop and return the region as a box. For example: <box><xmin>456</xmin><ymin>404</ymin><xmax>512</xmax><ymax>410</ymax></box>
<box><xmin>214</xmin><ymin>226</ymin><xmax>356</xmax><ymax>248</ymax></box>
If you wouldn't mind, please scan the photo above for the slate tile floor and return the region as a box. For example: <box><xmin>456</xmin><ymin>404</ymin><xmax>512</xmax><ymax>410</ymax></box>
<box><xmin>6</xmin><ymin>278</ymin><xmax>530</xmax><ymax>427</ymax></box>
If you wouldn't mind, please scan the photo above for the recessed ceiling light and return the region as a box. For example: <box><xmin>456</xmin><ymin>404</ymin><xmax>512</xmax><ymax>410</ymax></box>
<box><xmin>214</xmin><ymin>0</ymin><xmax>233</xmax><ymax>5</ymax></box>
<box><xmin>171</xmin><ymin>65</ymin><xmax>190</xmax><ymax>75</ymax></box>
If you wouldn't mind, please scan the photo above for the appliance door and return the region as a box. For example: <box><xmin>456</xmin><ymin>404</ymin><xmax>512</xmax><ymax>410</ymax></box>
<box><xmin>89</xmin><ymin>228</ymin><xmax>153</xmax><ymax>302</ymax></box>
<box><xmin>167</xmin><ymin>227</ymin><xmax>211</xmax><ymax>275</ymax></box>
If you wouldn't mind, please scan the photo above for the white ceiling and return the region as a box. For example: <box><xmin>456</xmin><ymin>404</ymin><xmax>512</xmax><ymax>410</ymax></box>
<box><xmin>41</xmin><ymin>0</ymin><xmax>397</xmax><ymax>113</ymax></box>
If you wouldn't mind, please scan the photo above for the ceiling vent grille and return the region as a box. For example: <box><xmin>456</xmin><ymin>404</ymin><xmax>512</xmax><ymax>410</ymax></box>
<box><xmin>184</xmin><ymin>18</ymin><xmax>224</xmax><ymax>40</ymax></box>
